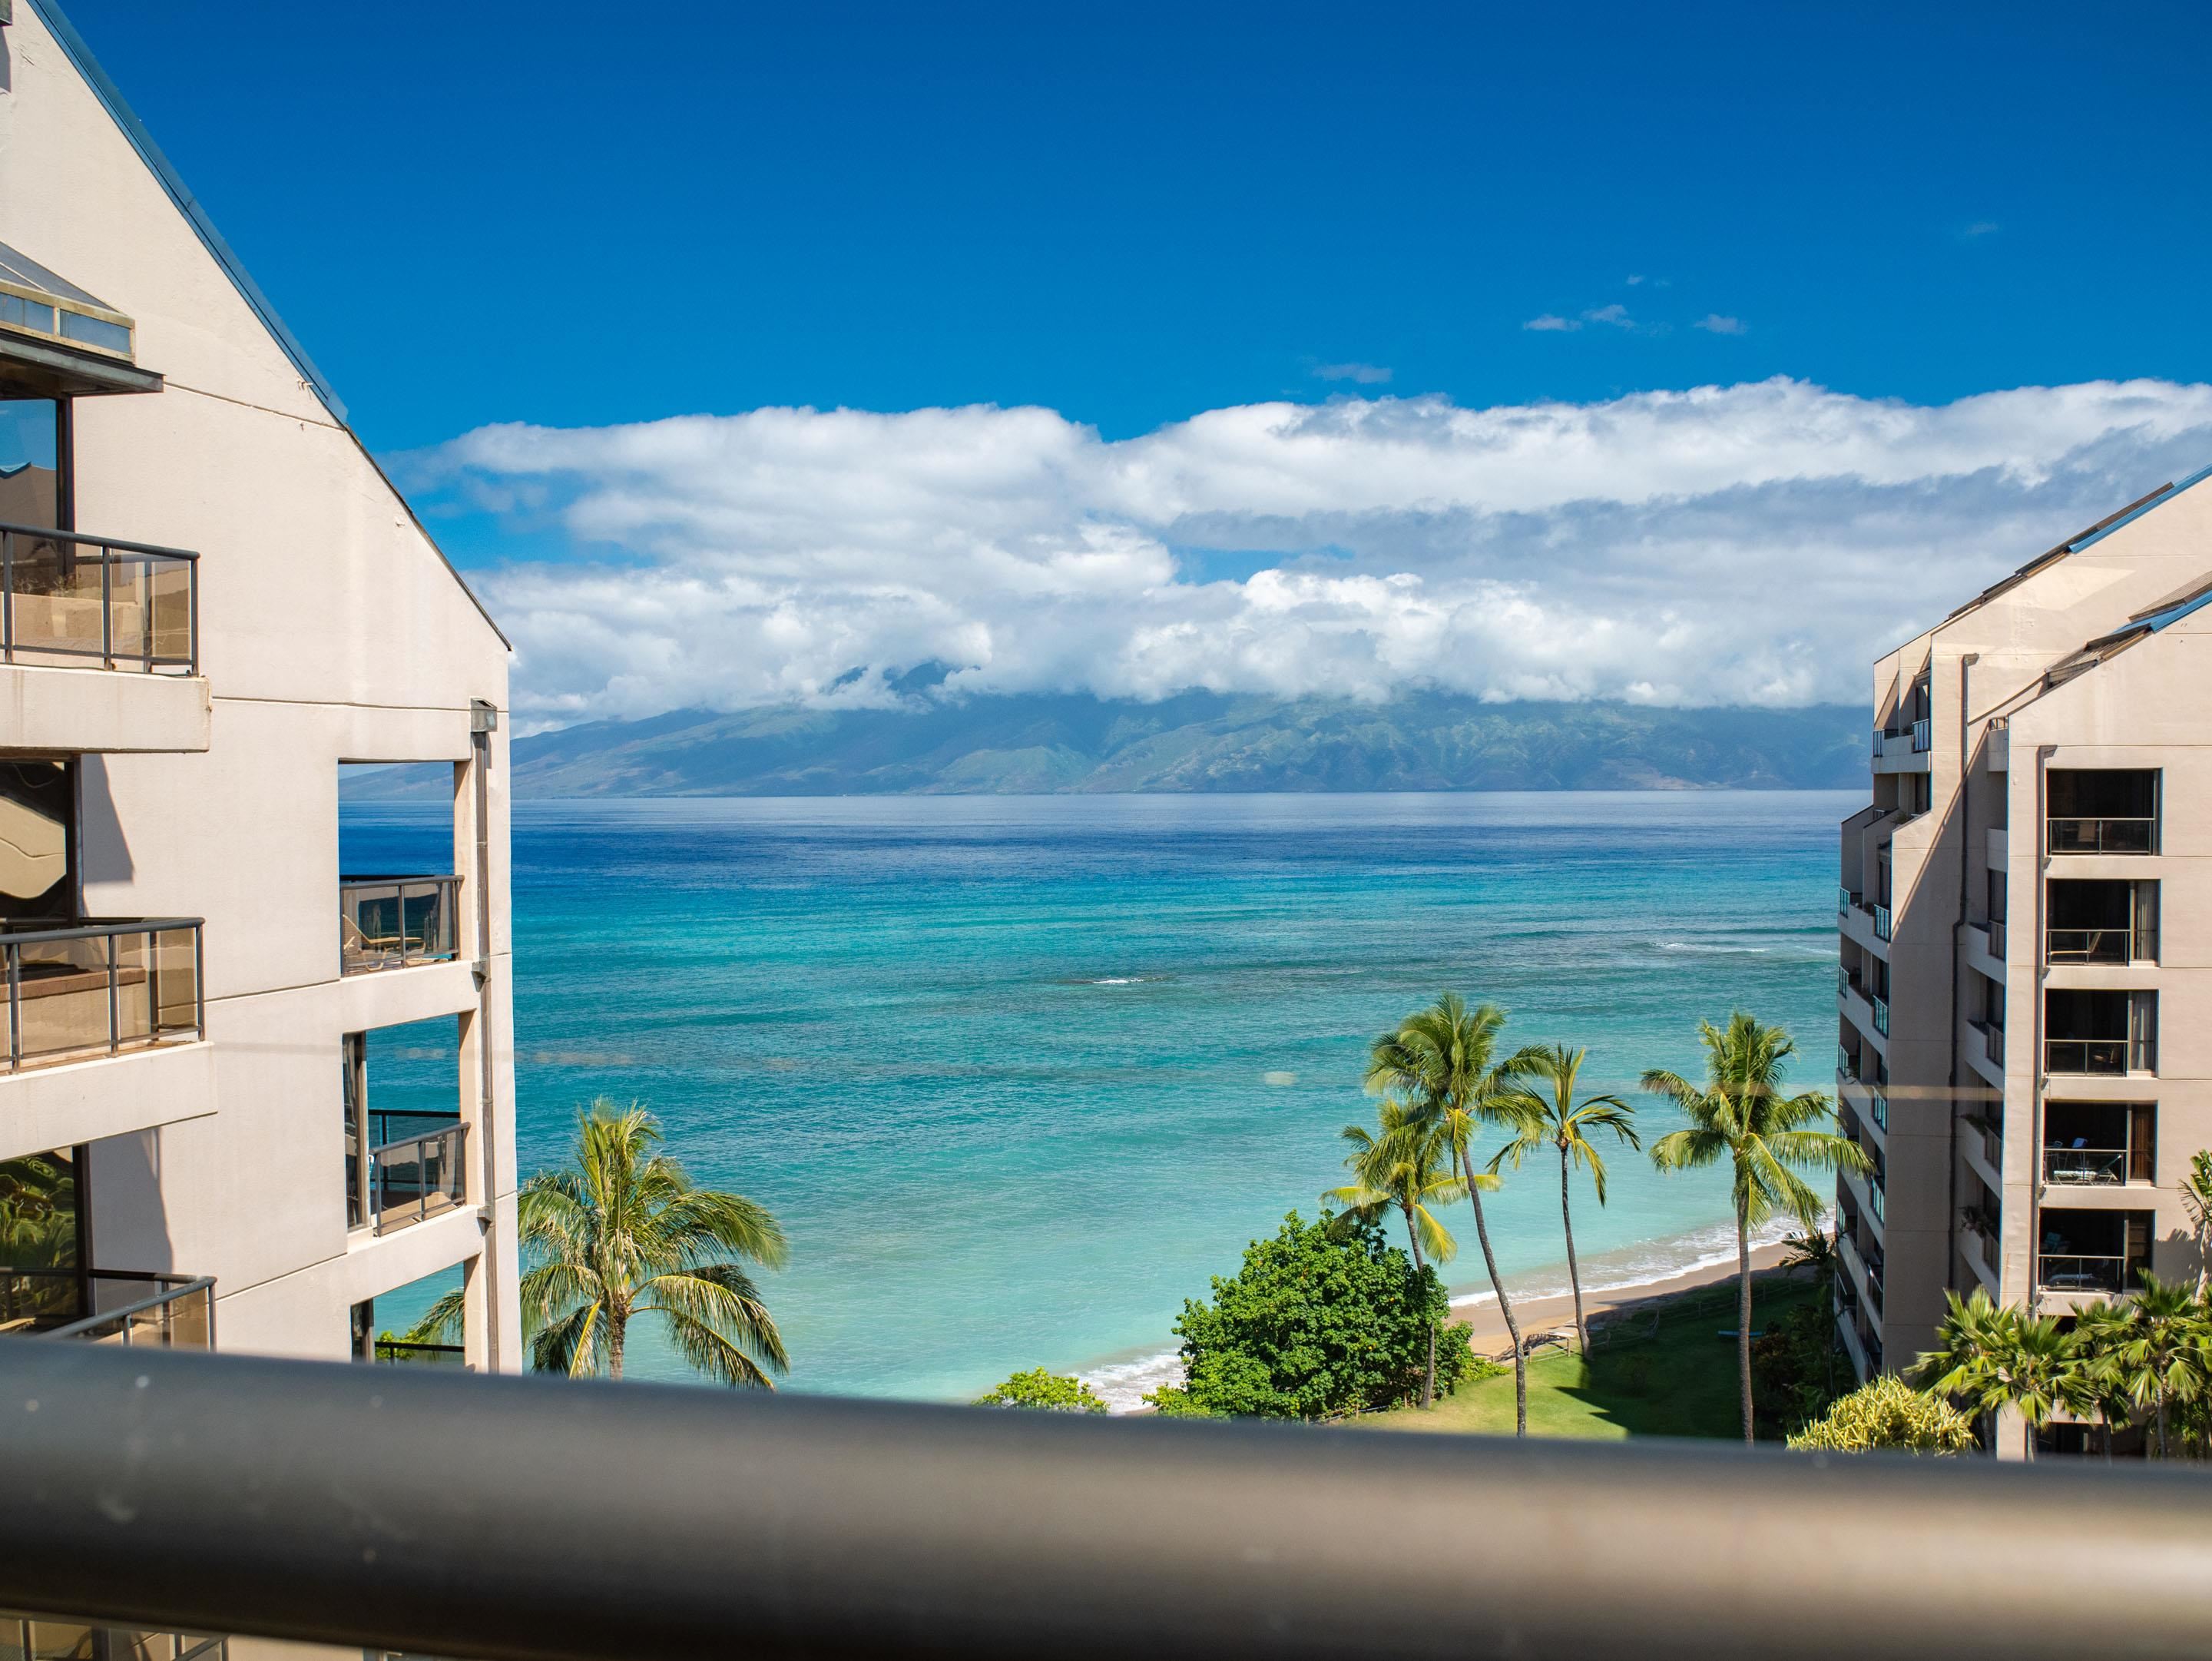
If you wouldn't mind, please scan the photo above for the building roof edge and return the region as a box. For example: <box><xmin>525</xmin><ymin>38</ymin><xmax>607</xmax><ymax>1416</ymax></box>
<box><xmin>28</xmin><ymin>0</ymin><xmax>348</xmax><ymax>424</ymax></box>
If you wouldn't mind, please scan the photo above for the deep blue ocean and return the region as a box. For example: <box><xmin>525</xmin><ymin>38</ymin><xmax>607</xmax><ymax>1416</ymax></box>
<box><xmin>342</xmin><ymin>791</ymin><xmax>1851</xmax><ymax>1405</ymax></box>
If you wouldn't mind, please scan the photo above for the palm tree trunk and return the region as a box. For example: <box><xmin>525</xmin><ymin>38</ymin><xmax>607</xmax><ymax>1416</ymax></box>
<box><xmin>2023</xmin><ymin>1414</ymin><xmax>2036</xmax><ymax>1461</ymax></box>
<box><xmin>1459</xmin><ymin>1143</ymin><xmax>1526</xmax><ymax>1436</ymax></box>
<box><xmin>608</xmin><ymin>1306</ymin><xmax>628</xmax><ymax>1381</ymax></box>
<box><xmin>1735</xmin><ymin>1203</ymin><xmax>1753</xmax><ymax>1444</ymax></box>
<box><xmin>1402</xmin><ymin>1206</ymin><xmax>1435</xmax><ymax>1409</ymax></box>
<box><xmin>2157</xmin><ymin>1397</ymin><xmax>2170</xmax><ymax>1460</ymax></box>
<box><xmin>1559</xmin><ymin>1145</ymin><xmax>1587</xmax><ymax>1356</ymax></box>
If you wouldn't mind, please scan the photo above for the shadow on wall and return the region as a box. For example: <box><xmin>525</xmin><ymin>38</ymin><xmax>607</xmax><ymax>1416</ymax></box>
<box><xmin>77</xmin><ymin>754</ymin><xmax>134</xmax><ymax>888</ymax></box>
<box><xmin>87</xmin><ymin>1128</ymin><xmax>174</xmax><ymax>1276</ymax></box>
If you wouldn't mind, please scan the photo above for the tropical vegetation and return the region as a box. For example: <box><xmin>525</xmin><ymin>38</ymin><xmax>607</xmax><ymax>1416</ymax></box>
<box><xmin>1366</xmin><ymin>996</ymin><xmax>1538</xmax><ymax>1433</ymax></box>
<box><xmin>411</xmin><ymin>1099</ymin><xmax>789</xmax><ymax>1387</ymax></box>
<box><xmin>975</xmin><ymin>1368</ymin><xmax>1110</xmax><ymax>1413</ymax></box>
<box><xmin>1489</xmin><ymin>1043</ymin><xmax>1637</xmax><ymax>1355</ymax></box>
<box><xmin>1324</xmin><ymin>1094</ymin><xmax>1469</xmax><ymax>1406</ymax></box>
<box><xmin>1144</xmin><ymin>1211</ymin><xmax>1478</xmax><ymax>1418</ymax></box>
<box><xmin>1642</xmin><ymin>1011</ymin><xmax>1869</xmax><ymax>1443</ymax></box>
<box><xmin>1786</xmin><ymin>1374</ymin><xmax>1976</xmax><ymax>1454</ymax></box>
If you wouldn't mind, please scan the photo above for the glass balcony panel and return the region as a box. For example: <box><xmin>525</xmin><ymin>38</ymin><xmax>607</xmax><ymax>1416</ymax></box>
<box><xmin>368</xmin><ymin>1121</ymin><xmax>468</xmax><ymax>1234</ymax></box>
<box><xmin>111</xmin><ymin>929</ymin><xmax>153</xmax><ymax>1044</ymax></box>
<box><xmin>12</xmin><ymin>933</ymin><xmax>113</xmax><ymax>1062</ymax></box>
<box><xmin>2042</xmin><ymin>1146</ymin><xmax>2128</xmax><ymax>1185</ymax></box>
<box><xmin>2046</xmin><ymin>817</ymin><xmax>2156</xmax><ymax>855</ymax></box>
<box><xmin>340</xmin><ymin>877</ymin><xmax>461</xmax><ymax>974</ymax></box>
<box><xmin>2037</xmin><ymin>1253</ymin><xmax>2127</xmax><ymax>1294</ymax></box>
<box><xmin>3</xmin><ymin>923</ymin><xmax>202</xmax><ymax>1070</ymax></box>
<box><xmin>151</xmin><ymin>927</ymin><xmax>200</xmax><ymax>1036</ymax></box>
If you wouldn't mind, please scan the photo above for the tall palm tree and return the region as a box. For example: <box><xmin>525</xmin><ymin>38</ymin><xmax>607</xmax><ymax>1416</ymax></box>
<box><xmin>1326</xmin><ymin>1095</ymin><xmax>1469</xmax><ymax>1407</ymax></box>
<box><xmin>2108</xmin><ymin>1273</ymin><xmax>2212</xmax><ymax>1458</ymax></box>
<box><xmin>1368</xmin><ymin>994</ymin><xmax>1539</xmax><ymax>1434</ymax></box>
<box><xmin>411</xmin><ymin>1100</ymin><xmax>790</xmax><ymax>1385</ymax></box>
<box><xmin>2067</xmin><ymin>1300</ymin><xmax>2140</xmax><ymax>1460</ymax></box>
<box><xmin>2182</xmin><ymin>1150</ymin><xmax>2212</xmax><ymax>1298</ymax></box>
<box><xmin>1916</xmin><ymin>1289</ymin><xmax>2073</xmax><ymax>1460</ymax></box>
<box><xmin>1643</xmin><ymin>1012</ymin><xmax>1869</xmax><ymax>1443</ymax></box>
<box><xmin>1490</xmin><ymin>1043</ymin><xmax>1637</xmax><ymax>1355</ymax></box>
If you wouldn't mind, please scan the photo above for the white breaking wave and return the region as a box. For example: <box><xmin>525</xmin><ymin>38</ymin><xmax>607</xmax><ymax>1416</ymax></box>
<box><xmin>1075</xmin><ymin>1208</ymin><xmax>1832</xmax><ymax>1414</ymax></box>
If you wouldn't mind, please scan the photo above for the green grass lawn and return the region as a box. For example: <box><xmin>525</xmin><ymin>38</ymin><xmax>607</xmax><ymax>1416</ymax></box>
<box><xmin>1361</xmin><ymin>1275</ymin><xmax>1827</xmax><ymax>1441</ymax></box>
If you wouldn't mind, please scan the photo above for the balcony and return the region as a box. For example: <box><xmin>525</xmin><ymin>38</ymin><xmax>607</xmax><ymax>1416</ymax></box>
<box><xmin>0</xmin><ymin>522</ymin><xmax>197</xmax><ymax>675</ymax></box>
<box><xmin>1911</xmin><ymin>717</ymin><xmax>1931</xmax><ymax>753</ymax></box>
<box><xmin>2036</xmin><ymin>1209</ymin><xmax>2151</xmax><ymax>1297</ymax></box>
<box><xmin>1872</xmin><ymin>993</ymin><xmax>1889</xmax><ymax>1036</ymax></box>
<box><xmin>1874</xmin><ymin>903</ymin><xmax>1892</xmax><ymax>941</ymax></box>
<box><xmin>2046</xmin><ymin>927</ymin><xmax>2150</xmax><ymax>964</ymax></box>
<box><xmin>374</xmin><ymin>1338</ymin><xmax>467</xmax><ymax>1367</ymax></box>
<box><xmin>339</xmin><ymin>876</ymin><xmax>460</xmax><ymax>976</ymax></box>
<box><xmin>1836</xmin><ymin>1043</ymin><xmax>1860</xmax><ymax>1082</ymax></box>
<box><xmin>2041</xmin><ymin>1102</ymin><xmax>2151</xmax><ymax>1188</ymax></box>
<box><xmin>2047</xmin><ymin>817</ymin><xmax>2156</xmax><ymax>857</ymax></box>
<box><xmin>2043</xmin><ymin>990</ymin><xmax>2151</xmax><ymax>1076</ymax></box>
<box><xmin>1972</xmin><ymin>1019</ymin><xmax>2005</xmax><ymax>1069</ymax></box>
<box><xmin>2037</xmin><ymin>1253</ymin><xmax>2134</xmax><ymax>1295</ymax></box>
<box><xmin>349</xmin><ymin>1112</ymin><xmax>468</xmax><ymax>1235</ymax></box>
<box><xmin>1986</xmin><ymin>917</ymin><xmax>2006</xmax><ymax>956</ymax></box>
<box><xmin>0</xmin><ymin>1268</ymin><xmax>214</xmax><ymax>1347</ymax></box>
<box><xmin>2045</xmin><ymin>879</ymin><xmax>2155</xmax><ymax>964</ymax></box>
<box><xmin>0</xmin><ymin>1614</ymin><xmax>223</xmax><ymax>1661</ymax></box>
<box><xmin>1867</xmin><ymin>1080</ymin><xmax>1888</xmax><ymax>1132</ymax></box>
<box><xmin>1869</xmin><ymin>1172</ymin><xmax>1886</xmax><ymax>1227</ymax></box>
<box><xmin>2046</xmin><ymin>768</ymin><xmax>2158</xmax><ymax>857</ymax></box>
<box><xmin>0</xmin><ymin>920</ymin><xmax>203</xmax><ymax>1072</ymax></box>
<box><xmin>2044</xmin><ymin>1038</ymin><xmax>2137</xmax><ymax>1075</ymax></box>
<box><xmin>2042</xmin><ymin>1147</ymin><xmax>2128</xmax><ymax>1186</ymax></box>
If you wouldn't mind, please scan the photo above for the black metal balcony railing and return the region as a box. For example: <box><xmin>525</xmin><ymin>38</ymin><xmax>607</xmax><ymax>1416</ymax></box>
<box><xmin>1</xmin><ymin>1613</ymin><xmax>224</xmax><ymax>1661</ymax></box>
<box><xmin>360</xmin><ymin>1121</ymin><xmax>469</xmax><ymax>1235</ymax></box>
<box><xmin>1874</xmin><ymin>903</ymin><xmax>1892</xmax><ymax>941</ymax></box>
<box><xmin>2047</xmin><ymin>817</ymin><xmax>2156</xmax><ymax>856</ymax></box>
<box><xmin>2045</xmin><ymin>926</ymin><xmax>2152</xmax><ymax>964</ymax></box>
<box><xmin>374</xmin><ymin>1339</ymin><xmax>467</xmax><ymax>1367</ymax></box>
<box><xmin>0</xmin><ymin>522</ymin><xmax>198</xmax><ymax>675</ymax></box>
<box><xmin>7</xmin><ymin>1342</ymin><xmax>2212</xmax><ymax>1661</ymax></box>
<box><xmin>2041</xmin><ymin>1146</ymin><xmax>2130</xmax><ymax>1186</ymax></box>
<box><xmin>0</xmin><ymin>1269</ymin><xmax>214</xmax><ymax>1348</ymax></box>
<box><xmin>339</xmin><ymin>875</ymin><xmax>460</xmax><ymax>975</ymax></box>
<box><xmin>2044</xmin><ymin>1036</ymin><xmax>2147</xmax><ymax>1076</ymax></box>
<box><xmin>1</xmin><ymin>919</ymin><xmax>204</xmax><ymax>1071</ymax></box>
<box><xmin>2038</xmin><ymin>1253</ymin><xmax>2136</xmax><ymax>1295</ymax></box>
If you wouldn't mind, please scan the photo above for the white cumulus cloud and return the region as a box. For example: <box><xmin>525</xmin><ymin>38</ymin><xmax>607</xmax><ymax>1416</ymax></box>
<box><xmin>399</xmin><ymin>378</ymin><xmax>2212</xmax><ymax>730</ymax></box>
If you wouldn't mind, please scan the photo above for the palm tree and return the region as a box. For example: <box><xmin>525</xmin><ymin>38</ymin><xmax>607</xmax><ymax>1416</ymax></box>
<box><xmin>1368</xmin><ymin>994</ymin><xmax>1540</xmax><ymax>1434</ymax></box>
<box><xmin>2066</xmin><ymin>1300</ymin><xmax>2140</xmax><ymax>1460</ymax></box>
<box><xmin>2108</xmin><ymin>1273</ymin><xmax>2212</xmax><ymax>1458</ymax></box>
<box><xmin>1325</xmin><ymin>1096</ymin><xmax>1469</xmax><ymax>1407</ymax></box>
<box><xmin>1916</xmin><ymin>1289</ymin><xmax>2073</xmax><ymax>1460</ymax></box>
<box><xmin>1643</xmin><ymin>1012</ymin><xmax>1869</xmax><ymax>1443</ymax></box>
<box><xmin>1490</xmin><ymin>1043</ymin><xmax>1637</xmax><ymax>1355</ymax></box>
<box><xmin>411</xmin><ymin>1100</ymin><xmax>790</xmax><ymax>1385</ymax></box>
<box><xmin>2182</xmin><ymin>1149</ymin><xmax>2212</xmax><ymax>1298</ymax></box>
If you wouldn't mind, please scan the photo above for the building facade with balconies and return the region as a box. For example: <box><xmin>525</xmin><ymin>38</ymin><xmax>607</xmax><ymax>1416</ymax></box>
<box><xmin>0</xmin><ymin>3</ymin><xmax>519</xmax><ymax>1371</ymax></box>
<box><xmin>1834</xmin><ymin>463</ymin><xmax>2212</xmax><ymax>1450</ymax></box>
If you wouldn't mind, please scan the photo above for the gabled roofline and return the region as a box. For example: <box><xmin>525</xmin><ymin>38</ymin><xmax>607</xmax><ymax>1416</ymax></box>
<box><xmin>25</xmin><ymin>2</ymin><xmax>513</xmax><ymax>655</ymax></box>
<box><xmin>31</xmin><ymin>0</ymin><xmax>346</xmax><ymax>423</ymax></box>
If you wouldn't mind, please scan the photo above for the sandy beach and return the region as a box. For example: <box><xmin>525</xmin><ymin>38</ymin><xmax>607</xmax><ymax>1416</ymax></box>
<box><xmin>1456</xmin><ymin>1241</ymin><xmax>1799</xmax><ymax>1358</ymax></box>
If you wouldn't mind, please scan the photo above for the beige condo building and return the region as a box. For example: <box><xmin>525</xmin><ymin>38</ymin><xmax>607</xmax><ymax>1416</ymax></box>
<box><xmin>0</xmin><ymin>2</ymin><xmax>520</xmax><ymax>1374</ymax></box>
<box><xmin>1835</xmin><ymin>462</ymin><xmax>2212</xmax><ymax>1451</ymax></box>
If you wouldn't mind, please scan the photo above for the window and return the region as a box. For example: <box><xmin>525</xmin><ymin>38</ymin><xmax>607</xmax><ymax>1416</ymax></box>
<box><xmin>0</xmin><ymin>1145</ymin><xmax>85</xmax><ymax>1330</ymax></box>
<box><xmin>0</xmin><ymin>758</ymin><xmax>75</xmax><ymax>923</ymax></box>
<box><xmin>1987</xmin><ymin>869</ymin><xmax>2006</xmax><ymax>923</ymax></box>
<box><xmin>0</xmin><ymin>396</ymin><xmax>64</xmax><ymax>529</ymax></box>
<box><xmin>2048</xmin><ymin>769</ymin><xmax>2159</xmax><ymax>854</ymax></box>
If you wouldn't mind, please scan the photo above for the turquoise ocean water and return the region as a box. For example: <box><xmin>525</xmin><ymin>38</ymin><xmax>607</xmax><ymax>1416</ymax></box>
<box><xmin>343</xmin><ymin>791</ymin><xmax>1851</xmax><ymax>1405</ymax></box>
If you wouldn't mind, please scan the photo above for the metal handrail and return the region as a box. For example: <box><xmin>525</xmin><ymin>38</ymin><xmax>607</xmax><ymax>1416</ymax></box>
<box><xmin>0</xmin><ymin>521</ymin><xmax>199</xmax><ymax>675</ymax></box>
<box><xmin>2045</xmin><ymin>817</ymin><xmax>2156</xmax><ymax>855</ymax></box>
<box><xmin>2045</xmin><ymin>926</ymin><xmax>2151</xmax><ymax>964</ymax></box>
<box><xmin>1872</xmin><ymin>994</ymin><xmax>1889</xmax><ymax>1036</ymax></box>
<box><xmin>6</xmin><ymin>1343</ymin><xmax>2212</xmax><ymax>1661</ymax></box>
<box><xmin>2037</xmin><ymin>1252</ymin><xmax>2137</xmax><ymax>1295</ymax></box>
<box><xmin>1873</xmin><ymin>903</ymin><xmax>1892</xmax><ymax>941</ymax></box>
<box><xmin>339</xmin><ymin>875</ymin><xmax>462</xmax><ymax>974</ymax></box>
<box><xmin>366</xmin><ymin>1122</ymin><xmax>469</xmax><ymax>1235</ymax></box>
<box><xmin>45</xmin><ymin>1275</ymin><xmax>216</xmax><ymax>1345</ymax></box>
<box><xmin>2044</xmin><ymin>1037</ymin><xmax>2143</xmax><ymax>1076</ymax></box>
<box><xmin>2041</xmin><ymin>1146</ymin><xmax>2131</xmax><ymax>1185</ymax></box>
<box><xmin>1</xmin><ymin>917</ymin><xmax>205</xmax><ymax>1072</ymax></box>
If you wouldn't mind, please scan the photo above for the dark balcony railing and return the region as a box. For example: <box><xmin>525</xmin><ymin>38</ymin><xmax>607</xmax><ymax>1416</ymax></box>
<box><xmin>2047</xmin><ymin>817</ymin><xmax>2156</xmax><ymax>856</ymax></box>
<box><xmin>1972</xmin><ymin>1019</ymin><xmax>2005</xmax><ymax>1069</ymax></box>
<box><xmin>374</xmin><ymin>1339</ymin><xmax>467</xmax><ymax>1367</ymax></box>
<box><xmin>1</xmin><ymin>919</ymin><xmax>204</xmax><ymax>1071</ymax></box>
<box><xmin>1836</xmin><ymin>1044</ymin><xmax>1859</xmax><ymax>1082</ymax></box>
<box><xmin>2037</xmin><ymin>1252</ymin><xmax>2137</xmax><ymax>1295</ymax></box>
<box><xmin>360</xmin><ymin>1121</ymin><xmax>468</xmax><ymax>1235</ymax></box>
<box><xmin>339</xmin><ymin>875</ymin><xmax>460</xmax><ymax>974</ymax></box>
<box><xmin>2044</xmin><ymin>1037</ymin><xmax>2147</xmax><ymax>1076</ymax></box>
<box><xmin>2045</xmin><ymin>926</ymin><xmax>2152</xmax><ymax>964</ymax></box>
<box><xmin>1874</xmin><ymin>903</ymin><xmax>1892</xmax><ymax>941</ymax></box>
<box><xmin>1986</xmin><ymin>917</ymin><xmax>2006</xmax><ymax>956</ymax></box>
<box><xmin>0</xmin><ymin>1613</ymin><xmax>224</xmax><ymax>1661</ymax></box>
<box><xmin>1868</xmin><ymin>1173</ymin><xmax>1886</xmax><ymax>1226</ymax></box>
<box><xmin>1911</xmin><ymin>717</ymin><xmax>1931</xmax><ymax>753</ymax></box>
<box><xmin>0</xmin><ymin>1269</ymin><xmax>214</xmax><ymax>1348</ymax></box>
<box><xmin>6</xmin><ymin>1342</ymin><xmax>2212</xmax><ymax>1661</ymax></box>
<box><xmin>1837</xmin><ymin>884</ymin><xmax>1857</xmax><ymax>913</ymax></box>
<box><xmin>1872</xmin><ymin>994</ymin><xmax>1889</xmax><ymax>1037</ymax></box>
<box><xmin>1868</xmin><ymin>1082</ymin><xmax>1888</xmax><ymax>1131</ymax></box>
<box><xmin>0</xmin><ymin>522</ymin><xmax>198</xmax><ymax>675</ymax></box>
<box><xmin>2041</xmin><ymin>1146</ymin><xmax>2130</xmax><ymax>1186</ymax></box>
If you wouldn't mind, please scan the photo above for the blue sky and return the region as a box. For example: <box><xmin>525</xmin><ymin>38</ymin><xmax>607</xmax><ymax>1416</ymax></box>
<box><xmin>66</xmin><ymin>1</ymin><xmax>2212</xmax><ymax>449</ymax></box>
<box><xmin>57</xmin><ymin>2</ymin><xmax>2212</xmax><ymax>727</ymax></box>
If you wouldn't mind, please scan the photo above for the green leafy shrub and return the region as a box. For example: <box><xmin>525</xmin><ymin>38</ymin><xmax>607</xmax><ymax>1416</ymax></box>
<box><xmin>972</xmin><ymin>1367</ymin><xmax>1110</xmax><ymax>1413</ymax></box>
<box><xmin>1141</xmin><ymin>1211</ymin><xmax>1453</xmax><ymax>1419</ymax></box>
<box><xmin>1786</xmin><ymin>1374</ymin><xmax>1976</xmax><ymax>1454</ymax></box>
<box><xmin>1751</xmin><ymin>1292</ymin><xmax>1843</xmax><ymax>1430</ymax></box>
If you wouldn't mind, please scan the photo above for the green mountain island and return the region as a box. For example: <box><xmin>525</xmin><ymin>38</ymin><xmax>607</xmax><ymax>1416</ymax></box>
<box><xmin>357</xmin><ymin>692</ymin><xmax>1866</xmax><ymax>797</ymax></box>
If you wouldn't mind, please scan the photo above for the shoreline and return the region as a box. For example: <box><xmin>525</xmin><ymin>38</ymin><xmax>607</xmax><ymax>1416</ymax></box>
<box><xmin>1453</xmin><ymin>1240</ymin><xmax>1798</xmax><ymax>1357</ymax></box>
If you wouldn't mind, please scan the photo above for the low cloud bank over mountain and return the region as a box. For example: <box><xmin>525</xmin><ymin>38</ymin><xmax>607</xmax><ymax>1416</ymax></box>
<box><xmin>400</xmin><ymin>377</ymin><xmax>2212</xmax><ymax>731</ymax></box>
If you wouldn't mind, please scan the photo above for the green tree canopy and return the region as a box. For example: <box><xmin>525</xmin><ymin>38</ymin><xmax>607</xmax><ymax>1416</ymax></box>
<box><xmin>1146</xmin><ymin>1211</ymin><xmax>1473</xmax><ymax>1419</ymax></box>
<box><xmin>973</xmin><ymin>1368</ymin><xmax>1110</xmax><ymax>1413</ymax></box>
<box><xmin>1786</xmin><ymin>1374</ymin><xmax>1976</xmax><ymax>1454</ymax></box>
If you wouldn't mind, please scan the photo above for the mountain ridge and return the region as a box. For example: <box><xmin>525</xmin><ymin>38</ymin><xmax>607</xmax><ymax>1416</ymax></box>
<box><xmin>349</xmin><ymin>693</ymin><xmax>1869</xmax><ymax>797</ymax></box>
